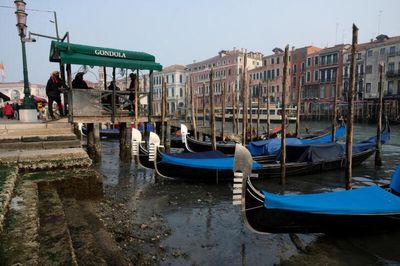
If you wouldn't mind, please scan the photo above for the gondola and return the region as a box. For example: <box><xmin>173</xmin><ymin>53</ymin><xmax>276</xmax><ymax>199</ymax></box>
<box><xmin>181</xmin><ymin>124</ymin><xmax>347</xmax><ymax>155</ymax></box>
<box><xmin>149</xmin><ymin>128</ymin><xmax>388</xmax><ymax>182</ymax></box>
<box><xmin>132</xmin><ymin>128</ymin><xmax>162</xmax><ymax>169</ymax></box>
<box><xmin>233</xmin><ymin>143</ymin><xmax>400</xmax><ymax>234</ymax></box>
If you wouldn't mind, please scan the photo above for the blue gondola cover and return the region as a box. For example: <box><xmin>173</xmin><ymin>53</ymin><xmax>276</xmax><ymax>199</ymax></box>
<box><xmin>161</xmin><ymin>151</ymin><xmax>263</xmax><ymax>170</ymax></box>
<box><xmin>262</xmin><ymin>186</ymin><xmax>400</xmax><ymax>215</ymax></box>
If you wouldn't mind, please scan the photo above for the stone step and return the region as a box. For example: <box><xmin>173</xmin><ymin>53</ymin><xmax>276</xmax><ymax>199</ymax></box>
<box><xmin>37</xmin><ymin>183</ymin><xmax>77</xmax><ymax>266</ymax></box>
<box><xmin>0</xmin><ymin>122</ymin><xmax>73</xmax><ymax>130</ymax></box>
<box><xmin>0</xmin><ymin>180</ymin><xmax>41</xmax><ymax>265</ymax></box>
<box><xmin>0</xmin><ymin>148</ymin><xmax>92</xmax><ymax>171</ymax></box>
<box><xmin>62</xmin><ymin>198</ymin><xmax>129</xmax><ymax>265</ymax></box>
<box><xmin>0</xmin><ymin>166</ymin><xmax>19</xmax><ymax>233</ymax></box>
<box><xmin>0</xmin><ymin>139</ymin><xmax>81</xmax><ymax>151</ymax></box>
<box><xmin>0</xmin><ymin>134</ymin><xmax>78</xmax><ymax>143</ymax></box>
<box><xmin>0</xmin><ymin>128</ymin><xmax>74</xmax><ymax>137</ymax></box>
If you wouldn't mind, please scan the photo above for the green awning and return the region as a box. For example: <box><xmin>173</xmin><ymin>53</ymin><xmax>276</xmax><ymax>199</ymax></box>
<box><xmin>49</xmin><ymin>41</ymin><xmax>162</xmax><ymax>71</ymax></box>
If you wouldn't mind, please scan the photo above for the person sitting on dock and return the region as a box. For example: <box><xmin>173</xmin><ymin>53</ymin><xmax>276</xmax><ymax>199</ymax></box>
<box><xmin>72</xmin><ymin>72</ymin><xmax>91</xmax><ymax>89</ymax></box>
<box><xmin>45</xmin><ymin>71</ymin><xmax>64</xmax><ymax>120</ymax></box>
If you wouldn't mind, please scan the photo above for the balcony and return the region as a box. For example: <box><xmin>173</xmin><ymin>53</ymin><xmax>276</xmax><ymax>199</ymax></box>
<box><xmin>386</xmin><ymin>70</ymin><xmax>400</xmax><ymax>78</ymax></box>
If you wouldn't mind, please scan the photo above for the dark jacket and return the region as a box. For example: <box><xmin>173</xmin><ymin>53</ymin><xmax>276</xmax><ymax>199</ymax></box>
<box><xmin>72</xmin><ymin>78</ymin><xmax>89</xmax><ymax>89</ymax></box>
<box><xmin>46</xmin><ymin>75</ymin><xmax>62</xmax><ymax>98</ymax></box>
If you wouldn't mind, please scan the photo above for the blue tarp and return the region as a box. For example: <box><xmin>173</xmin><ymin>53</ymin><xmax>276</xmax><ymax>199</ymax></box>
<box><xmin>161</xmin><ymin>151</ymin><xmax>263</xmax><ymax>170</ymax></box>
<box><xmin>263</xmin><ymin>186</ymin><xmax>400</xmax><ymax>215</ymax></box>
<box><xmin>248</xmin><ymin>126</ymin><xmax>346</xmax><ymax>156</ymax></box>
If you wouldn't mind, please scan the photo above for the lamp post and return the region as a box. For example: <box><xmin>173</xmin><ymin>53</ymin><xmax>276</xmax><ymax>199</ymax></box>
<box><xmin>14</xmin><ymin>0</ymin><xmax>36</xmax><ymax>115</ymax></box>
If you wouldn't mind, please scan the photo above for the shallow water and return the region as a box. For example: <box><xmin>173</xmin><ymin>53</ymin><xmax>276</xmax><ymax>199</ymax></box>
<box><xmin>95</xmin><ymin>121</ymin><xmax>400</xmax><ymax>265</ymax></box>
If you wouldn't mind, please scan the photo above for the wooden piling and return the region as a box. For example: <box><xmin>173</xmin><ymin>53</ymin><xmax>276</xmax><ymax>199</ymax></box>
<box><xmin>87</xmin><ymin>123</ymin><xmax>101</xmax><ymax>163</ymax></box>
<box><xmin>135</xmin><ymin>69</ymin><xmax>139</xmax><ymax>124</ymax></box>
<box><xmin>209</xmin><ymin>69</ymin><xmax>217</xmax><ymax>150</ymax></box>
<box><xmin>280</xmin><ymin>45</ymin><xmax>289</xmax><ymax>185</ymax></box>
<box><xmin>221</xmin><ymin>79</ymin><xmax>226</xmax><ymax>140</ymax></box>
<box><xmin>202</xmin><ymin>83</ymin><xmax>206</xmax><ymax>127</ymax></box>
<box><xmin>375</xmin><ymin>63</ymin><xmax>384</xmax><ymax>167</ymax></box>
<box><xmin>242</xmin><ymin>52</ymin><xmax>248</xmax><ymax>145</ymax></box>
<box><xmin>266</xmin><ymin>79</ymin><xmax>270</xmax><ymax>139</ymax></box>
<box><xmin>190</xmin><ymin>75</ymin><xmax>197</xmax><ymax>139</ymax></box>
<box><xmin>232</xmin><ymin>82</ymin><xmax>237</xmax><ymax>135</ymax></box>
<box><xmin>166</xmin><ymin>122</ymin><xmax>171</xmax><ymax>152</ymax></box>
<box><xmin>249</xmin><ymin>82</ymin><xmax>253</xmax><ymax>141</ymax></box>
<box><xmin>119</xmin><ymin>122</ymin><xmax>132</xmax><ymax>162</ymax></box>
<box><xmin>257</xmin><ymin>82</ymin><xmax>261</xmax><ymax>139</ymax></box>
<box><xmin>331</xmin><ymin>67</ymin><xmax>339</xmax><ymax>142</ymax></box>
<box><xmin>345</xmin><ymin>24</ymin><xmax>358</xmax><ymax>190</ymax></box>
<box><xmin>161</xmin><ymin>77</ymin><xmax>166</xmax><ymax>145</ymax></box>
<box><xmin>295</xmin><ymin>77</ymin><xmax>301</xmax><ymax>137</ymax></box>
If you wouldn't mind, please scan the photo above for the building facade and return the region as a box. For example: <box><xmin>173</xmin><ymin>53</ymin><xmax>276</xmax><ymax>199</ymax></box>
<box><xmin>0</xmin><ymin>82</ymin><xmax>46</xmax><ymax>105</ymax></box>
<box><xmin>152</xmin><ymin>64</ymin><xmax>187</xmax><ymax>116</ymax></box>
<box><xmin>187</xmin><ymin>49</ymin><xmax>263</xmax><ymax>113</ymax></box>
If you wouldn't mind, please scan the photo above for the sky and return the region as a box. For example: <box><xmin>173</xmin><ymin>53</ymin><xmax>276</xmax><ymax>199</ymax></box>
<box><xmin>0</xmin><ymin>0</ymin><xmax>399</xmax><ymax>84</ymax></box>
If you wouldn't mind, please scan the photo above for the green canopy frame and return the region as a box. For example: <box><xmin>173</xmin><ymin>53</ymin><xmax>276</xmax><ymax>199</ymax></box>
<box><xmin>49</xmin><ymin>41</ymin><xmax>162</xmax><ymax>122</ymax></box>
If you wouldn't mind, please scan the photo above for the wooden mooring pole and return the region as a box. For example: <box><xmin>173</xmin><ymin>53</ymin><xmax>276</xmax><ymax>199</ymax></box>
<box><xmin>242</xmin><ymin>52</ymin><xmax>248</xmax><ymax>145</ymax></box>
<box><xmin>209</xmin><ymin>69</ymin><xmax>217</xmax><ymax>150</ymax></box>
<box><xmin>295</xmin><ymin>78</ymin><xmax>301</xmax><ymax>137</ymax></box>
<box><xmin>345</xmin><ymin>24</ymin><xmax>358</xmax><ymax>190</ymax></box>
<box><xmin>232</xmin><ymin>82</ymin><xmax>237</xmax><ymax>136</ymax></box>
<box><xmin>257</xmin><ymin>82</ymin><xmax>261</xmax><ymax>139</ymax></box>
<box><xmin>266</xmin><ymin>79</ymin><xmax>270</xmax><ymax>139</ymax></box>
<box><xmin>202</xmin><ymin>83</ymin><xmax>206</xmax><ymax>127</ymax></box>
<box><xmin>161</xmin><ymin>77</ymin><xmax>166</xmax><ymax>145</ymax></box>
<box><xmin>87</xmin><ymin>123</ymin><xmax>101</xmax><ymax>163</ymax></box>
<box><xmin>190</xmin><ymin>75</ymin><xmax>197</xmax><ymax>139</ymax></box>
<box><xmin>331</xmin><ymin>67</ymin><xmax>339</xmax><ymax>142</ymax></box>
<box><xmin>375</xmin><ymin>63</ymin><xmax>384</xmax><ymax>167</ymax></box>
<box><xmin>280</xmin><ymin>45</ymin><xmax>289</xmax><ymax>185</ymax></box>
<box><xmin>221</xmin><ymin>79</ymin><xmax>226</xmax><ymax>140</ymax></box>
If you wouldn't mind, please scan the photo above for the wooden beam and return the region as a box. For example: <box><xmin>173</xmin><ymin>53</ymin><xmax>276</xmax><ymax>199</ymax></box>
<box><xmin>375</xmin><ymin>62</ymin><xmax>384</xmax><ymax>166</ymax></box>
<box><xmin>209</xmin><ymin>69</ymin><xmax>216</xmax><ymax>150</ymax></box>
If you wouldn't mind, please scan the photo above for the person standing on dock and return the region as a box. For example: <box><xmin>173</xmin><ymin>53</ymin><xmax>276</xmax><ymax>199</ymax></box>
<box><xmin>3</xmin><ymin>103</ymin><xmax>13</xmax><ymax>119</ymax></box>
<box><xmin>45</xmin><ymin>71</ymin><xmax>64</xmax><ymax>120</ymax></box>
<box><xmin>128</xmin><ymin>73</ymin><xmax>137</xmax><ymax>115</ymax></box>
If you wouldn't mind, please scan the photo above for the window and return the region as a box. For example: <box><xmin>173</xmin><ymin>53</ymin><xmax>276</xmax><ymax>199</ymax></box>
<box><xmin>271</xmin><ymin>69</ymin><xmax>275</xmax><ymax>79</ymax></box>
<box><xmin>276</xmin><ymin>85</ymin><xmax>280</xmax><ymax>93</ymax></box>
<box><xmin>179</xmin><ymin>74</ymin><xmax>183</xmax><ymax>83</ymax></box>
<box><xmin>301</xmin><ymin>75</ymin><xmax>305</xmax><ymax>86</ymax></box>
<box><xmin>301</xmin><ymin>63</ymin><xmax>305</xmax><ymax>72</ymax></box>
<box><xmin>344</xmin><ymin>66</ymin><xmax>349</xmax><ymax>78</ymax></box>
<box><xmin>264</xmin><ymin>60</ymin><xmax>267</xmax><ymax>66</ymax></box>
<box><xmin>292</xmin><ymin>77</ymin><xmax>296</xmax><ymax>86</ymax></box>
<box><xmin>276</xmin><ymin>68</ymin><xmax>280</xmax><ymax>77</ymax></box>
<box><xmin>389</xmin><ymin>46</ymin><xmax>396</xmax><ymax>55</ymax></box>
<box><xmin>293</xmin><ymin>65</ymin><xmax>297</xmax><ymax>74</ymax></box>
<box><xmin>388</xmin><ymin>81</ymin><xmax>394</xmax><ymax>95</ymax></box>
<box><xmin>366</xmin><ymin>65</ymin><xmax>372</xmax><ymax>74</ymax></box>
<box><xmin>277</xmin><ymin>57</ymin><xmax>280</xmax><ymax>64</ymax></box>
<box><xmin>267</xmin><ymin>70</ymin><xmax>271</xmax><ymax>79</ymax></box>
<box><xmin>271</xmin><ymin>58</ymin><xmax>275</xmax><ymax>64</ymax></box>
<box><xmin>314</xmin><ymin>56</ymin><xmax>319</xmax><ymax>65</ymax></box>
<box><xmin>172</xmin><ymin>87</ymin><xmax>175</xmax><ymax>96</ymax></box>
<box><xmin>367</xmin><ymin>50</ymin><xmax>373</xmax><ymax>57</ymax></box>
<box><xmin>307</xmin><ymin>57</ymin><xmax>311</xmax><ymax>67</ymax></box>
<box><xmin>166</xmin><ymin>75</ymin><xmax>169</xmax><ymax>83</ymax></box>
<box><xmin>264</xmin><ymin>71</ymin><xmax>267</xmax><ymax>80</ymax></box>
<box><xmin>172</xmin><ymin>75</ymin><xmax>174</xmax><ymax>83</ymax></box>
<box><xmin>366</xmin><ymin>83</ymin><xmax>371</xmax><ymax>93</ymax></box>
<box><xmin>314</xmin><ymin>70</ymin><xmax>318</xmax><ymax>81</ymax></box>
<box><xmin>380</xmin><ymin>48</ymin><xmax>385</xmax><ymax>55</ymax></box>
<box><xmin>180</xmin><ymin>88</ymin><xmax>183</xmax><ymax>97</ymax></box>
<box><xmin>306</xmin><ymin>71</ymin><xmax>311</xmax><ymax>82</ymax></box>
<box><xmin>388</xmin><ymin>62</ymin><xmax>395</xmax><ymax>72</ymax></box>
<box><xmin>333</xmin><ymin>53</ymin><xmax>338</xmax><ymax>64</ymax></box>
<box><xmin>327</xmin><ymin>55</ymin><xmax>332</xmax><ymax>65</ymax></box>
<box><xmin>228</xmin><ymin>69</ymin><xmax>231</xmax><ymax>76</ymax></box>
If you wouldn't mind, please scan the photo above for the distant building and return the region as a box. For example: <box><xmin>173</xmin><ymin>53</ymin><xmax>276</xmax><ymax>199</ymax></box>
<box><xmin>249</xmin><ymin>47</ymin><xmax>287</xmax><ymax>105</ymax></box>
<box><xmin>343</xmin><ymin>34</ymin><xmax>400</xmax><ymax>100</ymax></box>
<box><xmin>151</xmin><ymin>64</ymin><xmax>187</xmax><ymax>116</ymax></box>
<box><xmin>0</xmin><ymin>82</ymin><xmax>46</xmax><ymax>105</ymax></box>
<box><xmin>187</xmin><ymin>49</ymin><xmax>263</xmax><ymax>112</ymax></box>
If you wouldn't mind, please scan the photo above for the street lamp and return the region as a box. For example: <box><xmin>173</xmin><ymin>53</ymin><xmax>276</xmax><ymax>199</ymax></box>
<box><xmin>14</xmin><ymin>0</ymin><xmax>36</xmax><ymax>121</ymax></box>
